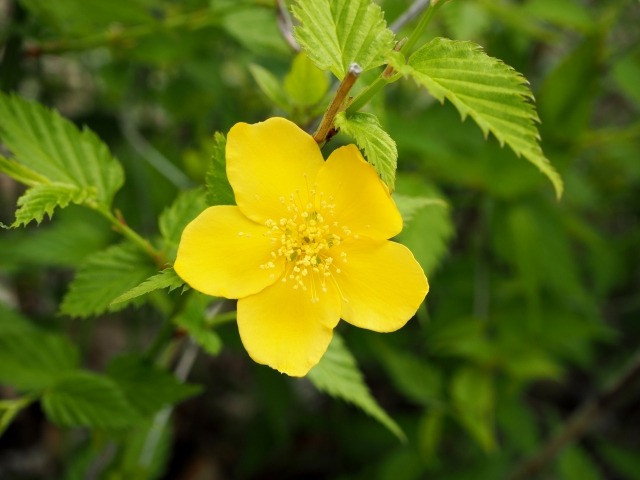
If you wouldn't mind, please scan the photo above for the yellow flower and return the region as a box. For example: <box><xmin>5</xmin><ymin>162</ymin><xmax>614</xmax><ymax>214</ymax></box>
<box><xmin>175</xmin><ymin>118</ymin><xmax>428</xmax><ymax>376</ymax></box>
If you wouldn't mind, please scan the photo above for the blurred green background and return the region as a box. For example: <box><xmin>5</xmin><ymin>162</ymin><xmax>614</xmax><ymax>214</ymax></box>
<box><xmin>1</xmin><ymin>0</ymin><xmax>639</xmax><ymax>478</ymax></box>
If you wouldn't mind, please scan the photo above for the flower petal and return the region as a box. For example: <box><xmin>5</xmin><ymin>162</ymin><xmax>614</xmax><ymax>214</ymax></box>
<box><xmin>315</xmin><ymin>145</ymin><xmax>402</xmax><ymax>240</ymax></box>
<box><xmin>226</xmin><ymin>117</ymin><xmax>325</xmax><ymax>223</ymax></box>
<box><xmin>174</xmin><ymin>206</ymin><xmax>283</xmax><ymax>299</ymax></box>
<box><xmin>335</xmin><ymin>238</ymin><xmax>428</xmax><ymax>332</ymax></box>
<box><xmin>237</xmin><ymin>274</ymin><xmax>341</xmax><ymax>376</ymax></box>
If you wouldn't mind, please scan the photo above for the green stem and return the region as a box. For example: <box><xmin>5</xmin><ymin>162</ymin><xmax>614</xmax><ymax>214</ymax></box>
<box><xmin>400</xmin><ymin>0</ymin><xmax>445</xmax><ymax>56</ymax></box>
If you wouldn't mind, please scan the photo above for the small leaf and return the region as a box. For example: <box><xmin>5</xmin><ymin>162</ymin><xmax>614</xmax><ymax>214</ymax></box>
<box><xmin>393</xmin><ymin>193</ymin><xmax>448</xmax><ymax>223</ymax></box>
<box><xmin>0</xmin><ymin>331</ymin><xmax>80</xmax><ymax>391</ymax></box>
<box><xmin>175</xmin><ymin>294</ymin><xmax>222</xmax><ymax>356</ymax></box>
<box><xmin>60</xmin><ymin>242</ymin><xmax>157</xmax><ymax>318</ymax></box>
<box><xmin>42</xmin><ymin>371</ymin><xmax>141</xmax><ymax>429</ymax></box>
<box><xmin>334</xmin><ymin>111</ymin><xmax>398</xmax><ymax>190</ymax></box>
<box><xmin>451</xmin><ymin>367</ymin><xmax>495</xmax><ymax>451</ymax></box>
<box><xmin>248</xmin><ymin>64</ymin><xmax>290</xmax><ymax>111</ymax></box>
<box><xmin>111</xmin><ymin>269</ymin><xmax>185</xmax><ymax>306</ymax></box>
<box><xmin>205</xmin><ymin>132</ymin><xmax>235</xmax><ymax>207</ymax></box>
<box><xmin>292</xmin><ymin>0</ymin><xmax>395</xmax><ymax>79</ymax></box>
<box><xmin>307</xmin><ymin>334</ymin><xmax>405</xmax><ymax>441</ymax></box>
<box><xmin>159</xmin><ymin>188</ymin><xmax>207</xmax><ymax>259</ymax></box>
<box><xmin>12</xmin><ymin>183</ymin><xmax>93</xmax><ymax>227</ymax></box>
<box><xmin>107</xmin><ymin>355</ymin><xmax>201</xmax><ymax>416</ymax></box>
<box><xmin>401</xmin><ymin>38</ymin><xmax>563</xmax><ymax>198</ymax></box>
<box><xmin>0</xmin><ymin>93</ymin><xmax>124</xmax><ymax>205</ymax></box>
<box><xmin>0</xmin><ymin>397</ymin><xmax>35</xmax><ymax>437</ymax></box>
<box><xmin>284</xmin><ymin>52</ymin><xmax>329</xmax><ymax>107</ymax></box>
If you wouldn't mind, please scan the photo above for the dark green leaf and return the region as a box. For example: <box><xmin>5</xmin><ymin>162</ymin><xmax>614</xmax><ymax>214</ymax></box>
<box><xmin>205</xmin><ymin>132</ymin><xmax>235</xmax><ymax>207</ymax></box>
<box><xmin>451</xmin><ymin>367</ymin><xmax>495</xmax><ymax>451</ymax></box>
<box><xmin>159</xmin><ymin>188</ymin><xmax>207</xmax><ymax>260</ymax></box>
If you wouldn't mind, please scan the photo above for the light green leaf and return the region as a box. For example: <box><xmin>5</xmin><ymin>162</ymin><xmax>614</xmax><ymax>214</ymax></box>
<box><xmin>292</xmin><ymin>0</ymin><xmax>395</xmax><ymax>79</ymax></box>
<box><xmin>175</xmin><ymin>294</ymin><xmax>223</xmax><ymax>356</ymax></box>
<box><xmin>12</xmin><ymin>183</ymin><xmax>93</xmax><ymax>227</ymax></box>
<box><xmin>0</xmin><ymin>155</ymin><xmax>48</xmax><ymax>186</ymax></box>
<box><xmin>249</xmin><ymin>64</ymin><xmax>290</xmax><ymax>111</ymax></box>
<box><xmin>111</xmin><ymin>269</ymin><xmax>185</xmax><ymax>306</ymax></box>
<box><xmin>42</xmin><ymin>371</ymin><xmax>141</xmax><ymax>429</ymax></box>
<box><xmin>451</xmin><ymin>367</ymin><xmax>495</xmax><ymax>451</ymax></box>
<box><xmin>159</xmin><ymin>188</ymin><xmax>207</xmax><ymax>259</ymax></box>
<box><xmin>0</xmin><ymin>397</ymin><xmax>35</xmax><ymax>437</ymax></box>
<box><xmin>284</xmin><ymin>52</ymin><xmax>330</xmax><ymax>107</ymax></box>
<box><xmin>402</xmin><ymin>38</ymin><xmax>563</xmax><ymax>198</ymax></box>
<box><xmin>334</xmin><ymin>111</ymin><xmax>397</xmax><ymax>190</ymax></box>
<box><xmin>0</xmin><ymin>331</ymin><xmax>80</xmax><ymax>391</ymax></box>
<box><xmin>107</xmin><ymin>355</ymin><xmax>201</xmax><ymax>417</ymax></box>
<box><xmin>60</xmin><ymin>242</ymin><xmax>157</xmax><ymax>318</ymax></box>
<box><xmin>393</xmin><ymin>193</ymin><xmax>448</xmax><ymax>223</ymax></box>
<box><xmin>307</xmin><ymin>334</ymin><xmax>405</xmax><ymax>442</ymax></box>
<box><xmin>0</xmin><ymin>93</ymin><xmax>124</xmax><ymax>205</ymax></box>
<box><xmin>205</xmin><ymin>132</ymin><xmax>235</xmax><ymax>207</ymax></box>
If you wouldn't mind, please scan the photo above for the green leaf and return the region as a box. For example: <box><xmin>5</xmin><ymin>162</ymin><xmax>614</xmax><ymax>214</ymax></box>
<box><xmin>11</xmin><ymin>183</ymin><xmax>93</xmax><ymax>227</ymax></box>
<box><xmin>451</xmin><ymin>367</ymin><xmax>495</xmax><ymax>451</ymax></box>
<box><xmin>401</xmin><ymin>38</ymin><xmax>563</xmax><ymax>198</ymax></box>
<box><xmin>0</xmin><ymin>397</ymin><xmax>34</xmax><ymax>437</ymax></box>
<box><xmin>0</xmin><ymin>303</ymin><xmax>36</xmax><ymax>335</ymax></box>
<box><xmin>107</xmin><ymin>355</ymin><xmax>201</xmax><ymax>417</ymax></box>
<box><xmin>0</xmin><ymin>331</ymin><xmax>80</xmax><ymax>391</ymax></box>
<box><xmin>334</xmin><ymin>111</ymin><xmax>398</xmax><ymax>190</ymax></box>
<box><xmin>284</xmin><ymin>52</ymin><xmax>330</xmax><ymax>107</ymax></box>
<box><xmin>111</xmin><ymin>269</ymin><xmax>184</xmax><ymax>306</ymax></box>
<box><xmin>0</xmin><ymin>93</ymin><xmax>124</xmax><ymax>205</ymax></box>
<box><xmin>175</xmin><ymin>294</ymin><xmax>223</xmax><ymax>356</ymax></box>
<box><xmin>393</xmin><ymin>193</ymin><xmax>448</xmax><ymax>223</ymax></box>
<box><xmin>205</xmin><ymin>132</ymin><xmax>235</xmax><ymax>207</ymax></box>
<box><xmin>558</xmin><ymin>445</ymin><xmax>603</xmax><ymax>480</ymax></box>
<box><xmin>0</xmin><ymin>155</ymin><xmax>48</xmax><ymax>186</ymax></box>
<box><xmin>159</xmin><ymin>188</ymin><xmax>207</xmax><ymax>259</ymax></box>
<box><xmin>292</xmin><ymin>0</ymin><xmax>395</xmax><ymax>79</ymax></box>
<box><xmin>307</xmin><ymin>334</ymin><xmax>405</xmax><ymax>441</ymax></box>
<box><xmin>248</xmin><ymin>64</ymin><xmax>290</xmax><ymax>111</ymax></box>
<box><xmin>60</xmin><ymin>242</ymin><xmax>157</xmax><ymax>318</ymax></box>
<box><xmin>42</xmin><ymin>371</ymin><xmax>141</xmax><ymax>429</ymax></box>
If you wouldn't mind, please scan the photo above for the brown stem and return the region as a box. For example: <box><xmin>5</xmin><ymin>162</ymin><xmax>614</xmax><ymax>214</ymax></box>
<box><xmin>508</xmin><ymin>349</ymin><xmax>640</xmax><ymax>480</ymax></box>
<box><xmin>313</xmin><ymin>63</ymin><xmax>362</xmax><ymax>145</ymax></box>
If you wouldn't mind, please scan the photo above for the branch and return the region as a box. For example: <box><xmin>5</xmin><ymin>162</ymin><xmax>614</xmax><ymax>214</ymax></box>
<box><xmin>508</xmin><ymin>349</ymin><xmax>640</xmax><ymax>480</ymax></box>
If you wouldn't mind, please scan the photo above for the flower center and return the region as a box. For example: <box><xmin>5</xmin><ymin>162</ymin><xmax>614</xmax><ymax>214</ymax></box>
<box><xmin>261</xmin><ymin>189</ymin><xmax>350</xmax><ymax>302</ymax></box>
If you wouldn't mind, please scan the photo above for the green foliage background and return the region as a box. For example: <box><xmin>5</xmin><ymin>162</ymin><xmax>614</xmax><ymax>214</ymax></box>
<box><xmin>1</xmin><ymin>0</ymin><xmax>639</xmax><ymax>478</ymax></box>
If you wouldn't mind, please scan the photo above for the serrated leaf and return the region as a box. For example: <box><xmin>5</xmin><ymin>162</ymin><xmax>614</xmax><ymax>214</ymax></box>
<box><xmin>12</xmin><ymin>183</ymin><xmax>93</xmax><ymax>227</ymax></box>
<box><xmin>249</xmin><ymin>64</ymin><xmax>290</xmax><ymax>111</ymax></box>
<box><xmin>175</xmin><ymin>294</ymin><xmax>222</xmax><ymax>356</ymax></box>
<box><xmin>451</xmin><ymin>367</ymin><xmax>495</xmax><ymax>451</ymax></box>
<box><xmin>159</xmin><ymin>188</ymin><xmax>207</xmax><ymax>259</ymax></box>
<box><xmin>60</xmin><ymin>242</ymin><xmax>157</xmax><ymax>318</ymax></box>
<box><xmin>307</xmin><ymin>334</ymin><xmax>405</xmax><ymax>441</ymax></box>
<box><xmin>393</xmin><ymin>193</ymin><xmax>447</xmax><ymax>223</ymax></box>
<box><xmin>0</xmin><ymin>331</ymin><xmax>79</xmax><ymax>391</ymax></box>
<box><xmin>401</xmin><ymin>38</ymin><xmax>563</xmax><ymax>198</ymax></box>
<box><xmin>205</xmin><ymin>132</ymin><xmax>235</xmax><ymax>207</ymax></box>
<box><xmin>284</xmin><ymin>52</ymin><xmax>330</xmax><ymax>107</ymax></box>
<box><xmin>111</xmin><ymin>269</ymin><xmax>184</xmax><ymax>306</ymax></box>
<box><xmin>42</xmin><ymin>371</ymin><xmax>141</xmax><ymax>429</ymax></box>
<box><xmin>0</xmin><ymin>93</ymin><xmax>124</xmax><ymax>205</ymax></box>
<box><xmin>107</xmin><ymin>355</ymin><xmax>201</xmax><ymax>417</ymax></box>
<box><xmin>292</xmin><ymin>0</ymin><xmax>395</xmax><ymax>79</ymax></box>
<box><xmin>334</xmin><ymin>112</ymin><xmax>397</xmax><ymax>190</ymax></box>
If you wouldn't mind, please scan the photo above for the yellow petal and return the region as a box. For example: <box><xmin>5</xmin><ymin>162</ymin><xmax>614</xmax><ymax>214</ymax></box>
<box><xmin>237</xmin><ymin>273</ymin><xmax>341</xmax><ymax>376</ymax></box>
<box><xmin>174</xmin><ymin>206</ymin><xmax>283</xmax><ymax>298</ymax></box>
<box><xmin>315</xmin><ymin>145</ymin><xmax>402</xmax><ymax>240</ymax></box>
<box><xmin>335</xmin><ymin>238</ymin><xmax>428</xmax><ymax>332</ymax></box>
<box><xmin>226</xmin><ymin>117</ymin><xmax>325</xmax><ymax>223</ymax></box>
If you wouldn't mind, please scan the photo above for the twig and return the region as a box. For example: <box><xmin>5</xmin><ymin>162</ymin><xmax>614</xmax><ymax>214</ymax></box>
<box><xmin>390</xmin><ymin>0</ymin><xmax>431</xmax><ymax>33</ymax></box>
<box><xmin>508</xmin><ymin>349</ymin><xmax>640</xmax><ymax>480</ymax></box>
<box><xmin>313</xmin><ymin>63</ymin><xmax>362</xmax><ymax>144</ymax></box>
<box><xmin>276</xmin><ymin>0</ymin><xmax>300</xmax><ymax>52</ymax></box>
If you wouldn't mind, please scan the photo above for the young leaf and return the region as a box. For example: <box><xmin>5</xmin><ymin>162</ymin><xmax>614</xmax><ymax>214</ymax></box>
<box><xmin>291</xmin><ymin>0</ymin><xmax>395</xmax><ymax>79</ymax></box>
<box><xmin>42</xmin><ymin>371</ymin><xmax>141</xmax><ymax>429</ymax></box>
<box><xmin>107</xmin><ymin>355</ymin><xmax>201</xmax><ymax>417</ymax></box>
<box><xmin>60</xmin><ymin>242</ymin><xmax>157</xmax><ymax>318</ymax></box>
<box><xmin>0</xmin><ymin>331</ymin><xmax>80</xmax><ymax>391</ymax></box>
<box><xmin>175</xmin><ymin>294</ymin><xmax>223</xmax><ymax>356</ymax></box>
<box><xmin>159</xmin><ymin>188</ymin><xmax>207</xmax><ymax>259</ymax></box>
<box><xmin>401</xmin><ymin>38</ymin><xmax>563</xmax><ymax>198</ymax></box>
<box><xmin>307</xmin><ymin>334</ymin><xmax>406</xmax><ymax>442</ymax></box>
<box><xmin>334</xmin><ymin>111</ymin><xmax>398</xmax><ymax>190</ymax></box>
<box><xmin>0</xmin><ymin>93</ymin><xmax>124</xmax><ymax>205</ymax></box>
<box><xmin>205</xmin><ymin>132</ymin><xmax>235</xmax><ymax>207</ymax></box>
<box><xmin>111</xmin><ymin>269</ymin><xmax>184</xmax><ymax>306</ymax></box>
<box><xmin>393</xmin><ymin>194</ymin><xmax>448</xmax><ymax>223</ymax></box>
<box><xmin>249</xmin><ymin>64</ymin><xmax>290</xmax><ymax>111</ymax></box>
<box><xmin>12</xmin><ymin>183</ymin><xmax>93</xmax><ymax>227</ymax></box>
<box><xmin>284</xmin><ymin>52</ymin><xmax>330</xmax><ymax>107</ymax></box>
